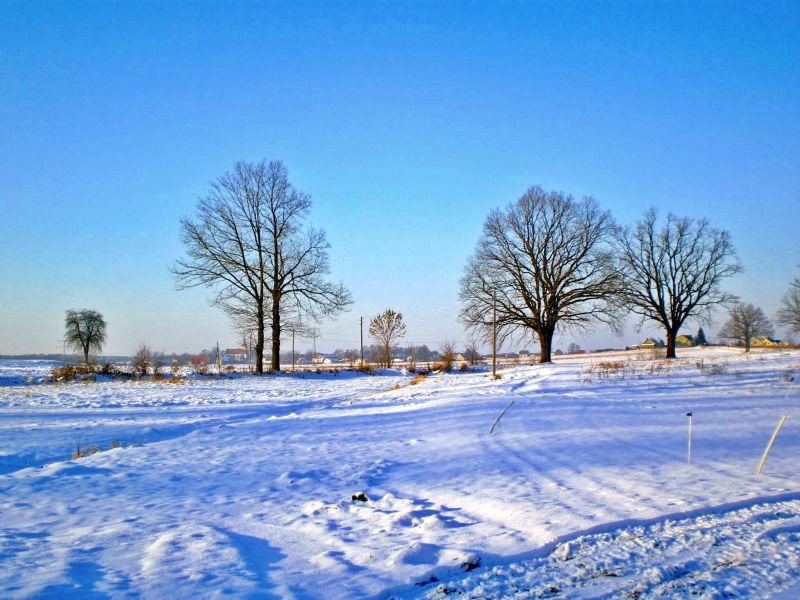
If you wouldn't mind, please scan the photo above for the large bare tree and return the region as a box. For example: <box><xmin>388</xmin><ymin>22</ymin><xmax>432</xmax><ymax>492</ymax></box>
<box><xmin>369</xmin><ymin>308</ymin><xmax>406</xmax><ymax>368</ymax></box>
<box><xmin>173</xmin><ymin>160</ymin><xmax>351</xmax><ymax>373</ymax></box>
<box><xmin>615</xmin><ymin>209</ymin><xmax>741</xmax><ymax>359</ymax></box>
<box><xmin>460</xmin><ymin>186</ymin><xmax>620</xmax><ymax>363</ymax></box>
<box><xmin>64</xmin><ymin>309</ymin><xmax>107</xmax><ymax>365</ymax></box>
<box><xmin>718</xmin><ymin>301</ymin><xmax>774</xmax><ymax>352</ymax></box>
<box><xmin>776</xmin><ymin>274</ymin><xmax>800</xmax><ymax>336</ymax></box>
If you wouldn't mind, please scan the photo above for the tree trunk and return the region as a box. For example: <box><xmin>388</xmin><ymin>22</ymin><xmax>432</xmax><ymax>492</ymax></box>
<box><xmin>745</xmin><ymin>335</ymin><xmax>751</xmax><ymax>352</ymax></box>
<box><xmin>83</xmin><ymin>344</ymin><xmax>90</xmax><ymax>365</ymax></box>
<box><xmin>271</xmin><ymin>292</ymin><xmax>281</xmax><ymax>372</ymax></box>
<box><xmin>254</xmin><ymin>304</ymin><xmax>265</xmax><ymax>374</ymax></box>
<box><xmin>538</xmin><ymin>327</ymin><xmax>554</xmax><ymax>363</ymax></box>
<box><xmin>665</xmin><ymin>329</ymin><xmax>677</xmax><ymax>359</ymax></box>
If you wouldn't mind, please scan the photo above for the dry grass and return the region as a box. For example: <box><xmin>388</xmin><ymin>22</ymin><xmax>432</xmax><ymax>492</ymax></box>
<box><xmin>409</xmin><ymin>373</ymin><xmax>427</xmax><ymax>385</ymax></box>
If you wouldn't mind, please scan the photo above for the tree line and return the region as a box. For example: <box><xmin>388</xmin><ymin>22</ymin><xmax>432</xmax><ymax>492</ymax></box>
<box><xmin>61</xmin><ymin>161</ymin><xmax>800</xmax><ymax>367</ymax></box>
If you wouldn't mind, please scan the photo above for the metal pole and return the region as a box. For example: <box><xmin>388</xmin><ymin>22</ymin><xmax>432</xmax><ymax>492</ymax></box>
<box><xmin>686</xmin><ymin>412</ymin><xmax>693</xmax><ymax>465</ymax></box>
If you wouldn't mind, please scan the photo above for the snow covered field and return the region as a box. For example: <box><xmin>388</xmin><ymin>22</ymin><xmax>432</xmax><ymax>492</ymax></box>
<box><xmin>1</xmin><ymin>347</ymin><xmax>798</xmax><ymax>598</ymax></box>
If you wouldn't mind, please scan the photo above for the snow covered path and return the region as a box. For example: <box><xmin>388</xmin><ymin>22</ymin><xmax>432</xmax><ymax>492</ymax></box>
<box><xmin>400</xmin><ymin>496</ymin><xmax>800</xmax><ymax>598</ymax></box>
<box><xmin>1</xmin><ymin>348</ymin><xmax>798</xmax><ymax>598</ymax></box>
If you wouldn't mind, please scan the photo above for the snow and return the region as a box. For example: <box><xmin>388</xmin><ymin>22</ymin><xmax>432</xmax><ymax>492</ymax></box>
<box><xmin>0</xmin><ymin>347</ymin><xmax>798</xmax><ymax>598</ymax></box>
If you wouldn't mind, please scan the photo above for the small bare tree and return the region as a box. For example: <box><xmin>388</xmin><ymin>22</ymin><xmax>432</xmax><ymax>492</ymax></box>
<box><xmin>460</xmin><ymin>186</ymin><xmax>621</xmax><ymax>363</ymax></box>
<box><xmin>369</xmin><ymin>309</ymin><xmax>406</xmax><ymax>368</ymax></box>
<box><xmin>615</xmin><ymin>209</ymin><xmax>741</xmax><ymax>359</ymax></box>
<box><xmin>718</xmin><ymin>302</ymin><xmax>774</xmax><ymax>352</ymax></box>
<box><xmin>64</xmin><ymin>309</ymin><xmax>107</xmax><ymax>365</ymax></box>
<box><xmin>776</xmin><ymin>275</ymin><xmax>800</xmax><ymax>336</ymax></box>
<box><xmin>132</xmin><ymin>344</ymin><xmax>152</xmax><ymax>376</ymax></box>
<box><xmin>464</xmin><ymin>338</ymin><xmax>481</xmax><ymax>365</ymax></box>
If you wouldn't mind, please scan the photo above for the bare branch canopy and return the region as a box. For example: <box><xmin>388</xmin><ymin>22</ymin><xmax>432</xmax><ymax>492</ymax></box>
<box><xmin>615</xmin><ymin>209</ymin><xmax>742</xmax><ymax>358</ymax></box>
<box><xmin>172</xmin><ymin>159</ymin><xmax>352</xmax><ymax>373</ymax></box>
<box><xmin>459</xmin><ymin>186</ymin><xmax>621</xmax><ymax>363</ymax></box>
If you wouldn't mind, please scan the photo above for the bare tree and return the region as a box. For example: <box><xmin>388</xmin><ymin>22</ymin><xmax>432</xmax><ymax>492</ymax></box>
<box><xmin>615</xmin><ymin>209</ymin><xmax>741</xmax><ymax>359</ymax></box>
<box><xmin>718</xmin><ymin>302</ymin><xmax>774</xmax><ymax>352</ymax></box>
<box><xmin>776</xmin><ymin>275</ymin><xmax>800</xmax><ymax>336</ymax></box>
<box><xmin>460</xmin><ymin>186</ymin><xmax>620</xmax><ymax>363</ymax></box>
<box><xmin>132</xmin><ymin>343</ymin><xmax>152</xmax><ymax>376</ymax></box>
<box><xmin>369</xmin><ymin>309</ymin><xmax>406</xmax><ymax>368</ymax></box>
<box><xmin>464</xmin><ymin>338</ymin><xmax>481</xmax><ymax>365</ymax></box>
<box><xmin>173</xmin><ymin>160</ymin><xmax>352</xmax><ymax>373</ymax></box>
<box><xmin>64</xmin><ymin>309</ymin><xmax>107</xmax><ymax>365</ymax></box>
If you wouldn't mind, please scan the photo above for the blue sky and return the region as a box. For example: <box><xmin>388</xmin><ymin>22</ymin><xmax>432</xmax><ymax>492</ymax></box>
<box><xmin>1</xmin><ymin>1</ymin><xmax>798</xmax><ymax>355</ymax></box>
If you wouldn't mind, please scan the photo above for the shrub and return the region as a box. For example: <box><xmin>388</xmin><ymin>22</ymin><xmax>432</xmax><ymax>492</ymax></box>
<box><xmin>52</xmin><ymin>364</ymin><xmax>78</xmax><ymax>382</ymax></box>
<box><xmin>132</xmin><ymin>344</ymin><xmax>152</xmax><ymax>376</ymax></box>
<box><xmin>459</xmin><ymin>362</ymin><xmax>469</xmax><ymax>372</ymax></box>
<box><xmin>440</xmin><ymin>341</ymin><xmax>456</xmax><ymax>372</ymax></box>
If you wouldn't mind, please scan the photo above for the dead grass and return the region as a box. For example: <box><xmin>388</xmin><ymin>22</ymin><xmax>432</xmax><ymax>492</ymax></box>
<box><xmin>409</xmin><ymin>373</ymin><xmax>427</xmax><ymax>385</ymax></box>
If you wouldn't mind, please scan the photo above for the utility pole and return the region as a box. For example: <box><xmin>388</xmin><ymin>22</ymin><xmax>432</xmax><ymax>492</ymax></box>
<box><xmin>360</xmin><ymin>317</ymin><xmax>364</xmax><ymax>367</ymax></box>
<box><xmin>492</xmin><ymin>293</ymin><xmax>497</xmax><ymax>379</ymax></box>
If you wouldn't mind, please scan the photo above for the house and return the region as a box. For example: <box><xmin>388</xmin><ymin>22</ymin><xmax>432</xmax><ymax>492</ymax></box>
<box><xmin>188</xmin><ymin>355</ymin><xmax>208</xmax><ymax>367</ymax></box>
<box><xmin>222</xmin><ymin>348</ymin><xmax>247</xmax><ymax>362</ymax></box>
<box><xmin>633</xmin><ymin>338</ymin><xmax>657</xmax><ymax>350</ymax></box>
<box><xmin>676</xmin><ymin>334</ymin><xmax>695</xmax><ymax>347</ymax></box>
<box><xmin>751</xmin><ymin>337</ymin><xmax>788</xmax><ymax>348</ymax></box>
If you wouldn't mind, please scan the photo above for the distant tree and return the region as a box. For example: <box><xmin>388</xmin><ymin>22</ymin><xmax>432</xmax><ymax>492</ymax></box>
<box><xmin>460</xmin><ymin>186</ymin><xmax>621</xmax><ymax>363</ymax></box>
<box><xmin>369</xmin><ymin>309</ymin><xmax>406</xmax><ymax>368</ymax></box>
<box><xmin>776</xmin><ymin>275</ymin><xmax>800</xmax><ymax>336</ymax></box>
<box><xmin>718</xmin><ymin>302</ymin><xmax>774</xmax><ymax>352</ymax></box>
<box><xmin>567</xmin><ymin>342</ymin><xmax>582</xmax><ymax>354</ymax></box>
<box><xmin>173</xmin><ymin>159</ymin><xmax>352</xmax><ymax>373</ymax></box>
<box><xmin>615</xmin><ymin>209</ymin><xmax>741</xmax><ymax>359</ymax></box>
<box><xmin>464</xmin><ymin>338</ymin><xmax>481</xmax><ymax>365</ymax></box>
<box><xmin>695</xmin><ymin>327</ymin><xmax>709</xmax><ymax>346</ymax></box>
<box><xmin>64</xmin><ymin>309</ymin><xmax>107</xmax><ymax>365</ymax></box>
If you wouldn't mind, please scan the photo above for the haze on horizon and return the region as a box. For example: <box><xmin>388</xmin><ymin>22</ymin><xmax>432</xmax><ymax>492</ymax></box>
<box><xmin>1</xmin><ymin>2</ymin><xmax>798</xmax><ymax>357</ymax></box>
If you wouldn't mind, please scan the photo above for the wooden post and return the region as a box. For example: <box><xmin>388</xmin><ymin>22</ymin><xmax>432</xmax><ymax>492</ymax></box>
<box><xmin>756</xmin><ymin>415</ymin><xmax>788</xmax><ymax>476</ymax></box>
<box><xmin>686</xmin><ymin>412</ymin><xmax>693</xmax><ymax>465</ymax></box>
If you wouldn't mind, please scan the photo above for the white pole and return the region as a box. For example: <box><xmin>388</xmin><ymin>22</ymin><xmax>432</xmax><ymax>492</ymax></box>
<box><xmin>756</xmin><ymin>415</ymin><xmax>788</xmax><ymax>476</ymax></box>
<box><xmin>489</xmin><ymin>400</ymin><xmax>516</xmax><ymax>435</ymax></box>
<box><xmin>686</xmin><ymin>412</ymin><xmax>693</xmax><ymax>465</ymax></box>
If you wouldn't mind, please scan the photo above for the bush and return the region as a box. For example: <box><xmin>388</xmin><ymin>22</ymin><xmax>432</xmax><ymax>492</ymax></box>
<box><xmin>52</xmin><ymin>364</ymin><xmax>78</xmax><ymax>382</ymax></box>
<box><xmin>440</xmin><ymin>341</ymin><xmax>456</xmax><ymax>372</ymax></box>
<box><xmin>132</xmin><ymin>344</ymin><xmax>151</xmax><ymax>376</ymax></box>
<box><xmin>459</xmin><ymin>362</ymin><xmax>469</xmax><ymax>372</ymax></box>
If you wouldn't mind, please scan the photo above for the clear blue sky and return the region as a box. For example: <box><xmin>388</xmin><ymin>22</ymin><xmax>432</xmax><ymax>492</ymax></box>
<box><xmin>1</xmin><ymin>1</ymin><xmax>798</xmax><ymax>355</ymax></box>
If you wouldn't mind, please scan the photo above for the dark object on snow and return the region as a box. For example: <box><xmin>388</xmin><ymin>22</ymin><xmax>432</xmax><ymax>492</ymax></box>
<box><xmin>351</xmin><ymin>492</ymin><xmax>368</xmax><ymax>502</ymax></box>
<box><xmin>415</xmin><ymin>575</ymin><xmax>440</xmax><ymax>587</ymax></box>
<box><xmin>461</xmin><ymin>556</ymin><xmax>481</xmax><ymax>572</ymax></box>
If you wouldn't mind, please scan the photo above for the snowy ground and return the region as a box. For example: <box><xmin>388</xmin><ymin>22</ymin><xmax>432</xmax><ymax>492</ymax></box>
<box><xmin>0</xmin><ymin>347</ymin><xmax>798</xmax><ymax>598</ymax></box>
